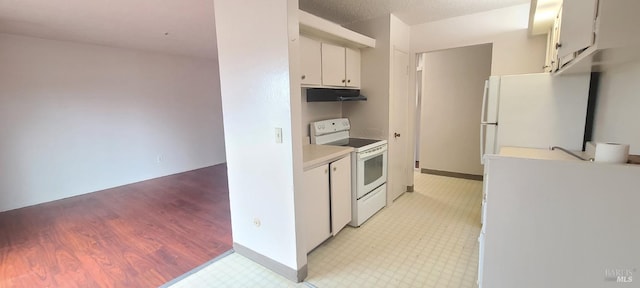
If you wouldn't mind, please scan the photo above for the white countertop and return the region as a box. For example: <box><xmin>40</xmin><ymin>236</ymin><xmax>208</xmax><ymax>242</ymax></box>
<box><xmin>494</xmin><ymin>146</ymin><xmax>640</xmax><ymax>166</ymax></box>
<box><xmin>498</xmin><ymin>146</ymin><xmax>587</xmax><ymax>161</ymax></box>
<box><xmin>303</xmin><ymin>144</ymin><xmax>353</xmax><ymax>171</ymax></box>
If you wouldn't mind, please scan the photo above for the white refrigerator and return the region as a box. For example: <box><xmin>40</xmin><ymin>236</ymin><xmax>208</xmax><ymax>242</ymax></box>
<box><xmin>480</xmin><ymin>73</ymin><xmax>591</xmax><ymax>164</ymax></box>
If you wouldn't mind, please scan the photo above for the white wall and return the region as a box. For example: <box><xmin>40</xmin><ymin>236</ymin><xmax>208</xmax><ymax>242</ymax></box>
<box><xmin>420</xmin><ymin>44</ymin><xmax>492</xmax><ymax>176</ymax></box>
<box><xmin>213</xmin><ymin>0</ymin><xmax>306</xmax><ymax>279</ymax></box>
<box><xmin>593</xmin><ymin>61</ymin><xmax>640</xmax><ymax>154</ymax></box>
<box><xmin>344</xmin><ymin>15</ymin><xmax>391</xmax><ymax>140</ymax></box>
<box><xmin>490</xmin><ymin>30</ymin><xmax>547</xmax><ymax>75</ymax></box>
<box><xmin>300</xmin><ymin>89</ymin><xmax>342</xmax><ymax>141</ymax></box>
<box><xmin>0</xmin><ymin>33</ymin><xmax>226</xmax><ymax>212</ymax></box>
<box><xmin>391</xmin><ymin>15</ymin><xmax>411</xmax><ymax>53</ymax></box>
<box><xmin>410</xmin><ymin>4</ymin><xmax>547</xmax><ymax>76</ymax></box>
<box><xmin>345</xmin><ymin>15</ymin><xmax>414</xmax><ymax>203</ymax></box>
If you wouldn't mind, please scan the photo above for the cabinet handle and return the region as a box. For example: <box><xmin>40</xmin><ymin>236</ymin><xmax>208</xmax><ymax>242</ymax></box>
<box><xmin>324</xmin><ymin>169</ymin><xmax>328</xmax><ymax>174</ymax></box>
<box><xmin>555</xmin><ymin>42</ymin><xmax>562</xmax><ymax>49</ymax></box>
<box><xmin>347</xmin><ymin>79</ymin><xmax>351</xmax><ymax>83</ymax></box>
<box><xmin>333</xmin><ymin>167</ymin><xmax>337</xmax><ymax>172</ymax></box>
<box><xmin>301</xmin><ymin>75</ymin><xmax>306</xmax><ymax>80</ymax></box>
<box><xmin>341</xmin><ymin>79</ymin><xmax>346</xmax><ymax>83</ymax></box>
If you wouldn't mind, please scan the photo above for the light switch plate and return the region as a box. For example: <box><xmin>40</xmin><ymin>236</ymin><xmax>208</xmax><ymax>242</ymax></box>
<box><xmin>275</xmin><ymin>128</ymin><xmax>283</xmax><ymax>143</ymax></box>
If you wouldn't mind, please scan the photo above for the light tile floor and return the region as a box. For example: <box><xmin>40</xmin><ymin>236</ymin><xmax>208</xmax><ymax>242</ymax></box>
<box><xmin>165</xmin><ymin>252</ymin><xmax>309</xmax><ymax>288</ymax></box>
<box><xmin>166</xmin><ymin>172</ymin><xmax>482</xmax><ymax>287</ymax></box>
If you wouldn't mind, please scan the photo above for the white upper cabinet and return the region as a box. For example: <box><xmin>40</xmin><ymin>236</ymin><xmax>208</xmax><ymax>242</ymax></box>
<box><xmin>321</xmin><ymin>43</ymin><xmax>346</xmax><ymax>87</ymax></box>
<box><xmin>300</xmin><ymin>36</ymin><xmax>322</xmax><ymax>86</ymax></box>
<box><xmin>321</xmin><ymin>43</ymin><xmax>361</xmax><ymax>88</ymax></box>
<box><xmin>299</xmin><ymin>10</ymin><xmax>371</xmax><ymax>89</ymax></box>
<box><xmin>556</xmin><ymin>0</ymin><xmax>598</xmax><ymax>68</ymax></box>
<box><xmin>345</xmin><ymin>48</ymin><xmax>361</xmax><ymax>88</ymax></box>
<box><xmin>543</xmin><ymin>8</ymin><xmax>562</xmax><ymax>72</ymax></box>
<box><xmin>549</xmin><ymin>0</ymin><xmax>640</xmax><ymax>74</ymax></box>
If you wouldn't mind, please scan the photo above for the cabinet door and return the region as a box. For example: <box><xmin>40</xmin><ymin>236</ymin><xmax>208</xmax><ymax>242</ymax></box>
<box><xmin>544</xmin><ymin>31</ymin><xmax>553</xmax><ymax>72</ymax></box>
<box><xmin>304</xmin><ymin>165</ymin><xmax>331</xmax><ymax>252</ymax></box>
<box><xmin>330</xmin><ymin>156</ymin><xmax>352</xmax><ymax>236</ymax></box>
<box><xmin>345</xmin><ymin>48</ymin><xmax>361</xmax><ymax>88</ymax></box>
<box><xmin>557</xmin><ymin>0</ymin><xmax>598</xmax><ymax>66</ymax></box>
<box><xmin>300</xmin><ymin>36</ymin><xmax>322</xmax><ymax>86</ymax></box>
<box><xmin>321</xmin><ymin>43</ymin><xmax>346</xmax><ymax>87</ymax></box>
<box><xmin>477</xmin><ymin>232</ymin><xmax>485</xmax><ymax>287</ymax></box>
<box><xmin>303</xmin><ymin>165</ymin><xmax>331</xmax><ymax>253</ymax></box>
<box><xmin>481</xmin><ymin>166</ymin><xmax>489</xmax><ymax>232</ymax></box>
<box><xmin>550</xmin><ymin>8</ymin><xmax>562</xmax><ymax>72</ymax></box>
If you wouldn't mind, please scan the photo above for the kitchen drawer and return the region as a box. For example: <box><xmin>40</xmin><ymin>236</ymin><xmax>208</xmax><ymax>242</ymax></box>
<box><xmin>354</xmin><ymin>184</ymin><xmax>386</xmax><ymax>226</ymax></box>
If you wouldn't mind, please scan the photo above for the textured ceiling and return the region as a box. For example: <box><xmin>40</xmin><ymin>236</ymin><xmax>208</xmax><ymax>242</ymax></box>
<box><xmin>0</xmin><ymin>0</ymin><xmax>217</xmax><ymax>59</ymax></box>
<box><xmin>299</xmin><ymin>0</ymin><xmax>531</xmax><ymax>26</ymax></box>
<box><xmin>0</xmin><ymin>0</ymin><xmax>530</xmax><ymax>59</ymax></box>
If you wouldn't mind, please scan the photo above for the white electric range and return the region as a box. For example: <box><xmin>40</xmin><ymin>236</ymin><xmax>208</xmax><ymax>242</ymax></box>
<box><xmin>310</xmin><ymin>118</ymin><xmax>387</xmax><ymax>227</ymax></box>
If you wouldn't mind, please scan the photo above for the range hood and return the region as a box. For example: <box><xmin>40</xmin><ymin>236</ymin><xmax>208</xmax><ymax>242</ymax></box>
<box><xmin>306</xmin><ymin>88</ymin><xmax>367</xmax><ymax>102</ymax></box>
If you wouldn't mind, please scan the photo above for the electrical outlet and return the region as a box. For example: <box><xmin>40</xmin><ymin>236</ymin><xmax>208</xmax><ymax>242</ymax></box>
<box><xmin>156</xmin><ymin>155</ymin><xmax>164</xmax><ymax>164</ymax></box>
<box><xmin>275</xmin><ymin>128</ymin><xmax>283</xmax><ymax>143</ymax></box>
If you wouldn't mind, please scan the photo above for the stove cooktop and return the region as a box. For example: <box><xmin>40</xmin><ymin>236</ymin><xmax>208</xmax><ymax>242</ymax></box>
<box><xmin>327</xmin><ymin>138</ymin><xmax>383</xmax><ymax>149</ymax></box>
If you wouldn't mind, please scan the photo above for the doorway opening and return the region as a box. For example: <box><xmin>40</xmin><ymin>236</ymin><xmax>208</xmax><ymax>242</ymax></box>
<box><xmin>413</xmin><ymin>44</ymin><xmax>493</xmax><ymax>180</ymax></box>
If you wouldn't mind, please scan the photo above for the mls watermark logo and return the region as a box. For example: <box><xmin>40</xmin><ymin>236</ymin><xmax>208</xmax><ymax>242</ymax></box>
<box><xmin>604</xmin><ymin>268</ymin><xmax>635</xmax><ymax>283</ymax></box>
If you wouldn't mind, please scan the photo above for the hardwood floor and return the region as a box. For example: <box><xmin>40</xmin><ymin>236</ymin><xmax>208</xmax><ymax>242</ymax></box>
<box><xmin>0</xmin><ymin>164</ymin><xmax>232</xmax><ymax>287</ymax></box>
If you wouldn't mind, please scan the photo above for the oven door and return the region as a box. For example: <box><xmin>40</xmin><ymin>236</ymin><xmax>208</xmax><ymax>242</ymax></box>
<box><xmin>356</xmin><ymin>144</ymin><xmax>387</xmax><ymax>199</ymax></box>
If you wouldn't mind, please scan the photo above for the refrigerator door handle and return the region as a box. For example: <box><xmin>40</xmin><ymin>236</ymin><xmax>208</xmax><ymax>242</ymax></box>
<box><xmin>481</xmin><ymin>80</ymin><xmax>489</xmax><ymax>123</ymax></box>
<box><xmin>480</xmin><ymin>124</ymin><xmax>486</xmax><ymax>164</ymax></box>
<box><xmin>480</xmin><ymin>79</ymin><xmax>492</xmax><ymax>165</ymax></box>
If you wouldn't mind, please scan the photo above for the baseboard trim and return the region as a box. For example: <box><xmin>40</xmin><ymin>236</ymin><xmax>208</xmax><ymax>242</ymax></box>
<box><xmin>421</xmin><ymin>169</ymin><xmax>483</xmax><ymax>181</ymax></box>
<box><xmin>233</xmin><ymin>243</ymin><xmax>307</xmax><ymax>283</ymax></box>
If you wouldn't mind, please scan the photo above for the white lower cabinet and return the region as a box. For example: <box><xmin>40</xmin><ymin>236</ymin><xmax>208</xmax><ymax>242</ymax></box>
<box><xmin>478</xmin><ymin>232</ymin><xmax>485</xmax><ymax>288</ymax></box>
<box><xmin>329</xmin><ymin>155</ymin><xmax>351</xmax><ymax>235</ymax></box>
<box><xmin>478</xmin><ymin>163</ymin><xmax>488</xmax><ymax>287</ymax></box>
<box><xmin>303</xmin><ymin>164</ymin><xmax>331</xmax><ymax>253</ymax></box>
<box><xmin>481</xmin><ymin>170</ymin><xmax>488</xmax><ymax>228</ymax></box>
<box><xmin>303</xmin><ymin>155</ymin><xmax>352</xmax><ymax>253</ymax></box>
